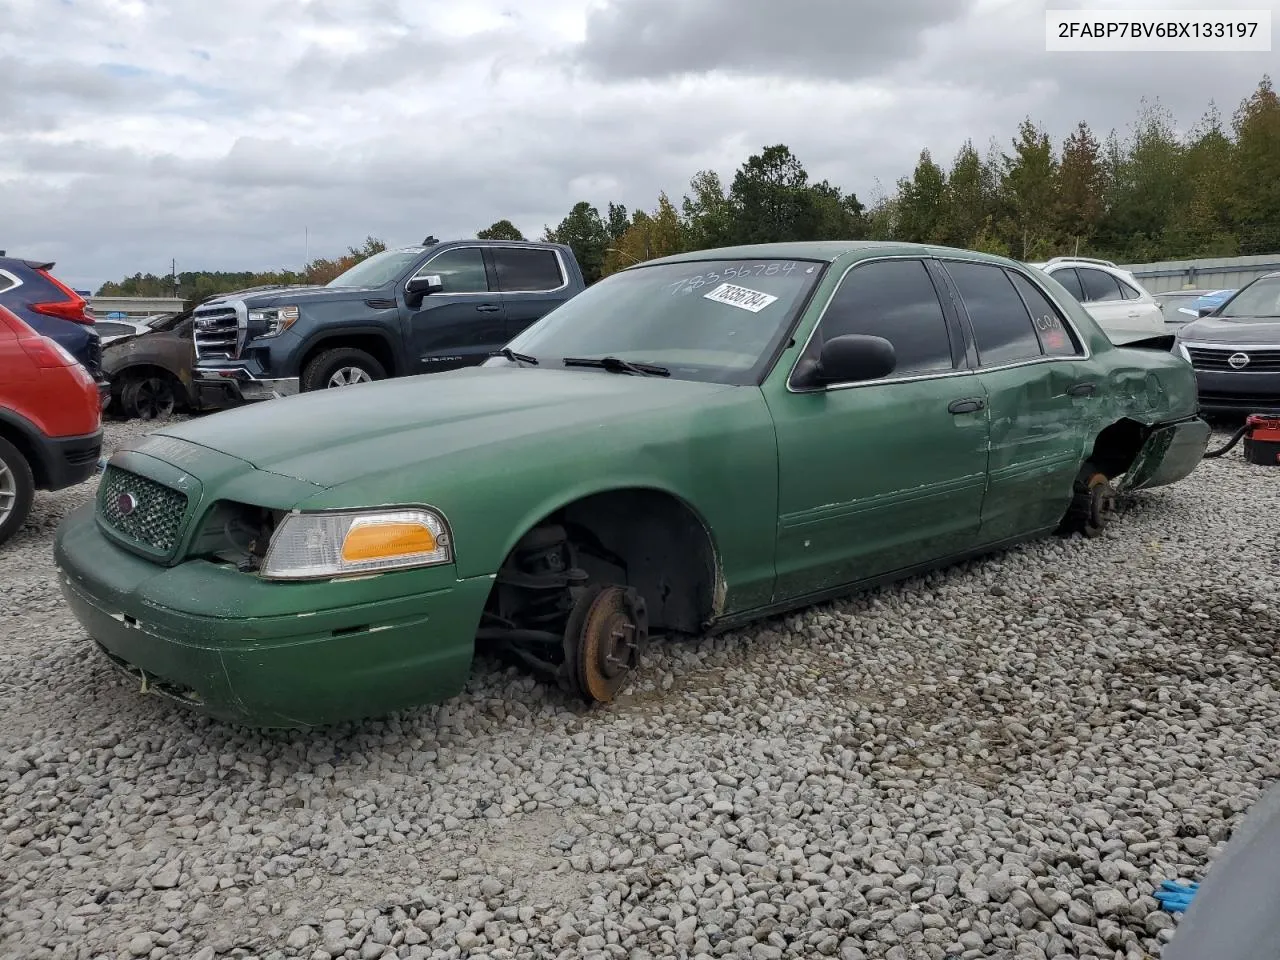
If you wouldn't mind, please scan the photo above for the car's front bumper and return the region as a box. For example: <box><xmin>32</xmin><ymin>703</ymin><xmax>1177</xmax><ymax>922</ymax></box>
<box><xmin>38</xmin><ymin>429</ymin><xmax>103</xmax><ymax>491</ymax></box>
<box><xmin>194</xmin><ymin>365</ymin><xmax>300</xmax><ymax>405</ymax></box>
<box><xmin>54</xmin><ymin>504</ymin><xmax>491</xmax><ymax>728</ymax></box>
<box><xmin>1192</xmin><ymin>368</ymin><xmax>1280</xmax><ymax>415</ymax></box>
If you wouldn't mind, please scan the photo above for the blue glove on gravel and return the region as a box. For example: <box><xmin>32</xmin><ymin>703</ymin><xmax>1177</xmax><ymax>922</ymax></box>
<box><xmin>1154</xmin><ymin>879</ymin><xmax>1200</xmax><ymax>913</ymax></box>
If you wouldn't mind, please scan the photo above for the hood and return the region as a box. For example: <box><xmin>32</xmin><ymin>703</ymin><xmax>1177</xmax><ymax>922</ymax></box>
<box><xmin>153</xmin><ymin>366</ymin><xmax>737</xmax><ymax>488</ymax></box>
<box><xmin>204</xmin><ymin>285</ymin><xmax>386</xmax><ymax>309</ymax></box>
<box><xmin>1178</xmin><ymin>316</ymin><xmax>1280</xmax><ymax>344</ymax></box>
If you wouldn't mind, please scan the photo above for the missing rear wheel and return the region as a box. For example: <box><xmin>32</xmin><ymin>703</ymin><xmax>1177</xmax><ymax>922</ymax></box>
<box><xmin>1061</xmin><ymin>467</ymin><xmax>1116</xmax><ymax>538</ymax></box>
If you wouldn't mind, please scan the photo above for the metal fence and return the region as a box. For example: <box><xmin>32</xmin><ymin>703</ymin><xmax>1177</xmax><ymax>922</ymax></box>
<box><xmin>1119</xmin><ymin>254</ymin><xmax>1280</xmax><ymax>294</ymax></box>
<box><xmin>89</xmin><ymin>296</ymin><xmax>187</xmax><ymax>320</ymax></box>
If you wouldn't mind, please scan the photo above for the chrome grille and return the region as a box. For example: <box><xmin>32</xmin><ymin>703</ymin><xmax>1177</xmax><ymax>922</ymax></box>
<box><xmin>98</xmin><ymin>466</ymin><xmax>188</xmax><ymax>554</ymax></box>
<box><xmin>193</xmin><ymin>302</ymin><xmax>245</xmax><ymax>360</ymax></box>
<box><xmin>1188</xmin><ymin>346</ymin><xmax>1280</xmax><ymax>372</ymax></box>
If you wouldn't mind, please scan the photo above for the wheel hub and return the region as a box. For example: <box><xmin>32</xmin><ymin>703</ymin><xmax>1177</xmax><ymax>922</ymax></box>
<box><xmin>328</xmin><ymin>367</ymin><xmax>372</xmax><ymax>388</ymax></box>
<box><xmin>1089</xmin><ymin>480</ymin><xmax>1116</xmax><ymax>528</ymax></box>
<box><xmin>562</xmin><ymin>585</ymin><xmax>648</xmax><ymax>703</ymax></box>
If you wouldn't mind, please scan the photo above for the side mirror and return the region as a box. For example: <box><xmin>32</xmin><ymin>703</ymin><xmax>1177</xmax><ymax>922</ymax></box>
<box><xmin>1197</xmin><ymin>305</ymin><xmax>1215</xmax><ymax>317</ymax></box>
<box><xmin>793</xmin><ymin>334</ymin><xmax>897</xmax><ymax>389</ymax></box>
<box><xmin>406</xmin><ymin>275</ymin><xmax>444</xmax><ymax>303</ymax></box>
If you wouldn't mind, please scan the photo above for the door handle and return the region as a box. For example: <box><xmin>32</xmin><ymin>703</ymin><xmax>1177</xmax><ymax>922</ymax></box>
<box><xmin>947</xmin><ymin>397</ymin><xmax>986</xmax><ymax>415</ymax></box>
<box><xmin>475</xmin><ymin>304</ymin><xmax>501</xmax><ymax>313</ymax></box>
<box><xmin>1067</xmin><ymin>381</ymin><xmax>1097</xmax><ymax>397</ymax></box>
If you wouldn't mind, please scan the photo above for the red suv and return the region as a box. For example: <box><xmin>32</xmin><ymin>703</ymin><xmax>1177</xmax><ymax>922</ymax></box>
<box><xmin>0</xmin><ymin>305</ymin><xmax>103</xmax><ymax>546</ymax></box>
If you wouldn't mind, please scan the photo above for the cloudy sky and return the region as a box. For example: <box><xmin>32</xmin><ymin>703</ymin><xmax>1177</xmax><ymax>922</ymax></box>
<box><xmin>1</xmin><ymin>0</ymin><xmax>1275</xmax><ymax>290</ymax></box>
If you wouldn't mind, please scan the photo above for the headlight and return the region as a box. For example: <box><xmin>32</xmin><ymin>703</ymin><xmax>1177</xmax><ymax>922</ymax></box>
<box><xmin>1176</xmin><ymin>340</ymin><xmax>1191</xmax><ymax>362</ymax></box>
<box><xmin>247</xmin><ymin>305</ymin><xmax>299</xmax><ymax>338</ymax></box>
<box><xmin>260</xmin><ymin>508</ymin><xmax>452</xmax><ymax>580</ymax></box>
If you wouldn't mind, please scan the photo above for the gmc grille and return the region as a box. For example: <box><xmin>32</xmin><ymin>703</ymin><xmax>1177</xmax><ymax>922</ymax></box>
<box><xmin>193</xmin><ymin>302</ymin><xmax>245</xmax><ymax>360</ymax></box>
<box><xmin>98</xmin><ymin>466</ymin><xmax>189</xmax><ymax>556</ymax></box>
<box><xmin>1188</xmin><ymin>346</ymin><xmax>1280</xmax><ymax>372</ymax></box>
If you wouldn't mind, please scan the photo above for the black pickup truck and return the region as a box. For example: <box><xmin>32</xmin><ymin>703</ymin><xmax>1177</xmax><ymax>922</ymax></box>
<box><xmin>192</xmin><ymin>238</ymin><xmax>585</xmax><ymax>403</ymax></box>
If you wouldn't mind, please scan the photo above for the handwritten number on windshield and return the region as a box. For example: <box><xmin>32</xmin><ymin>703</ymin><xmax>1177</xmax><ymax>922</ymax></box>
<box><xmin>667</xmin><ymin>262</ymin><xmax>797</xmax><ymax>295</ymax></box>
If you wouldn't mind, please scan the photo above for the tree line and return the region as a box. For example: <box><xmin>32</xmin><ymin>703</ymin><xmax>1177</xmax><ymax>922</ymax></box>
<box><xmin>505</xmin><ymin>75</ymin><xmax>1280</xmax><ymax>284</ymax></box>
<box><xmin>98</xmin><ymin>75</ymin><xmax>1278</xmax><ymax>299</ymax></box>
<box><xmin>95</xmin><ymin>237</ymin><xmax>388</xmax><ymax>302</ymax></box>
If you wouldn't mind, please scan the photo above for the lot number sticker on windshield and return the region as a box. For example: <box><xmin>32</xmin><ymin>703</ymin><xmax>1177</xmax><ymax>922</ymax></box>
<box><xmin>703</xmin><ymin>282</ymin><xmax>779</xmax><ymax>313</ymax></box>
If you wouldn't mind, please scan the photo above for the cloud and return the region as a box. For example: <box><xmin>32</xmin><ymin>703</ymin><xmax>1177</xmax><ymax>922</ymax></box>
<box><xmin>0</xmin><ymin>0</ymin><xmax>1276</xmax><ymax>290</ymax></box>
<box><xmin>573</xmin><ymin>0</ymin><xmax>974</xmax><ymax>82</ymax></box>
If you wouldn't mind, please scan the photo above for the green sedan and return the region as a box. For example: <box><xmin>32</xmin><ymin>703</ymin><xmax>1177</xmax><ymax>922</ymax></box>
<box><xmin>54</xmin><ymin>242</ymin><xmax>1209</xmax><ymax>727</ymax></box>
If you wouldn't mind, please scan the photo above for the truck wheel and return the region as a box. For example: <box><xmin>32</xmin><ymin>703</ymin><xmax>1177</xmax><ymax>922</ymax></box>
<box><xmin>0</xmin><ymin>436</ymin><xmax>35</xmax><ymax>548</ymax></box>
<box><xmin>302</xmin><ymin>348</ymin><xmax>387</xmax><ymax>392</ymax></box>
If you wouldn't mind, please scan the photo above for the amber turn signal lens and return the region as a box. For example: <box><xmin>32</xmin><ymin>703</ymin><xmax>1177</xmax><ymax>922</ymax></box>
<box><xmin>341</xmin><ymin>521</ymin><xmax>437</xmax><ymax>562</ymax></box>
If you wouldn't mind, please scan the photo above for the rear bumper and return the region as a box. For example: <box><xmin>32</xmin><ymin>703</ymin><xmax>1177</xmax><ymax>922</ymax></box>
<box><xmin>194</xmin><ymin>366</ymin><xmax>300</xmax><ymax>405</ymax></box>
<box><xmin>38</xmin><ymin>429</ymin><xmax>103</xmax><ymax>491</ymax></box>
<box><xmin>1120</xmin><ymin>416</ymin><xmax>1211</xmax><ymax>492</ymax></box>
<box><xmin>54</xmin><ymin>504</ymin><xmax>489</xmax><ymax>728</ymax></box>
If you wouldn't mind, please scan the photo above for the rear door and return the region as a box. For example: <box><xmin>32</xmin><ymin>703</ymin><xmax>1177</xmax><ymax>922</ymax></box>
<box><xmin>767</xmin><ymin>257</ymin><xmax>990</xmax><ymax>600</ymax></box>
<box><xmin>491</xmin><ymin>246</ymin><xmax>574</xmax><ymax>340</ymax></box>
<box><xmin>1074</xmin><ymin>266</ymin><xmax>1154</xmax><ymax>343</ymax></box>
<box><xmin>404</xmin><ymin>246</ymin><xmax>507</xmax><ymax>372</ymax></box>
<box><xmin>941</xmin><ymin>260</ymin><xmax>1094</xmax><ymax>542</ymax></box>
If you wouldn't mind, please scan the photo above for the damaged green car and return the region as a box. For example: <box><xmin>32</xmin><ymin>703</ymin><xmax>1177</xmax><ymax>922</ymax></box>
<box><xmin>55</xmin><ymin>242</ymin><xmax>1209</xmax><ymax>727</ymax></box>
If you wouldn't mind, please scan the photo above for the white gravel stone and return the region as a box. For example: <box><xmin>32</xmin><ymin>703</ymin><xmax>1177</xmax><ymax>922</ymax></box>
<box><xmin>0</xmin><ymin>419</ymin><xmax>1271</xmax><ymax>959</ymax></box>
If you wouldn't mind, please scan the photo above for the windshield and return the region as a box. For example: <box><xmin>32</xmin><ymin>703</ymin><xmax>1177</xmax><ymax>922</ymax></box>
<box><xmin>1218</xmin><ymin>278</ymin><xmax>1280</xmax><ymax>320</ymax></box>
<box><xmin>326</xmin><ymin>247</ymin><xmax>423</xmax><ymax>288</ymax></box>
<box><xmin>499</xmin><ymin>258</ymin><xmax>826</xmax><ymax>384</ymax></box>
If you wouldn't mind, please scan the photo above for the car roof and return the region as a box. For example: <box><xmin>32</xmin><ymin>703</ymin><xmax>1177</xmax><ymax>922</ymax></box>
<box><xmin>0</xmin><ymin>255</ymin><xmax>55</xmax><ymax>273</ymax></box>
<box><xmin>643</xmin><ymin>240</ymin><xmax>1017</xmax><ymax>268</ymax></box>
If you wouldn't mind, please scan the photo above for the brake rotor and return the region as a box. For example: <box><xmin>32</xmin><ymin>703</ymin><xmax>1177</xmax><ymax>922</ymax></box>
<box><xmin>562</xmin><ymin>585</ymin><xmax>647</xmax><ymax>703</ymax></box>
<box><xmin>1084</xmin><ymin>472</ymin><xmax>1116</xmax><ymax>534</ymax></box>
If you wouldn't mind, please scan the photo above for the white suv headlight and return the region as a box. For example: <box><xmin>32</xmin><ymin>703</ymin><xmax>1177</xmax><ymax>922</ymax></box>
<box><xmin>261</xmin><ymin>508</ymin><xmax>452</xmax><ymax>580</ymax></box>
<box><xmin>1176</xmin><ymin>340</ymin><xmax>1192</xmax><ymax>362</ymax></box>
<box><xmin>248</xmin><ymin>305</ymin><xmax>299</xmax><ymax>338</ymax></box>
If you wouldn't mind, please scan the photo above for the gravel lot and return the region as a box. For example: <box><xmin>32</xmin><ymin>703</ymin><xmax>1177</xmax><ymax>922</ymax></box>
<box><xmin>2</xmin><ymin>416</ymin><xmax>1277</xmax><ymax>960</ymax></box>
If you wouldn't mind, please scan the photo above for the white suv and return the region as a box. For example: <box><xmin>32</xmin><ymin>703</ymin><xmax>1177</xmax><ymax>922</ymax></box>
<box><xmin>1030</xmin><ymin>257</ymin><xmax>1166</xmax><ymax>345</ymax></box>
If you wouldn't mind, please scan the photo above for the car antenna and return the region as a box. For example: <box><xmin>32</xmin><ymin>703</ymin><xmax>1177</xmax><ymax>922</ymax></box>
<box><xmin>423</xmin><ymin>235</ymin><xmax>438</xmax><ymax>246</ymax></box>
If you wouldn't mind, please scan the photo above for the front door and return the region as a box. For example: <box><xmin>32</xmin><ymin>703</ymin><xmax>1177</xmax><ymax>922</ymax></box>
<box><xmin>766</xmin><ymin>257</ymin><xmax>991</xmax><ymax>602</ymax></box>
<box><xmin>941</xmin><ymin>260</ymin><xmax>1095</xmax><ymax>541</ymax></box>
<box><xmin>405</xmin><ymin>246</ymin><xmax>507</xmax><ymax>372</ymax></box>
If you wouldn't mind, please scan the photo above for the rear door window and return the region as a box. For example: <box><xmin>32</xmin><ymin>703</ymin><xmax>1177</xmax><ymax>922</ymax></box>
<box><xmin>1077</xmin><ymin>267</ymin><xmax>1124</xmax><ymax>303</ymax></box>
<box><xmin>1008</xmin><ymin>272</ymin><xmax>1083</xmax><ymax>357</ymax></box>
<box><xmin>945</xmin><ymin>261</ymin><xmax>1043</xmax><ymax>366</ymax></box>
<box><xmin>492</xmin><ymin>248</ymin><xmax>565</xmax><ymax>292</ymax></box>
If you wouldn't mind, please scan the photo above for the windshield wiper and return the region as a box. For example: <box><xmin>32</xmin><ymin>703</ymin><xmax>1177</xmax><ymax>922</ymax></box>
<box><xmin>499</xmin><ymin>347</ymin><xmax>539</xmax><ymax>366</ymax></box>
<box><xmin>562</xmin><ymin>356</ymin><xmax>670</xmax><ymax>377</ymax></box>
